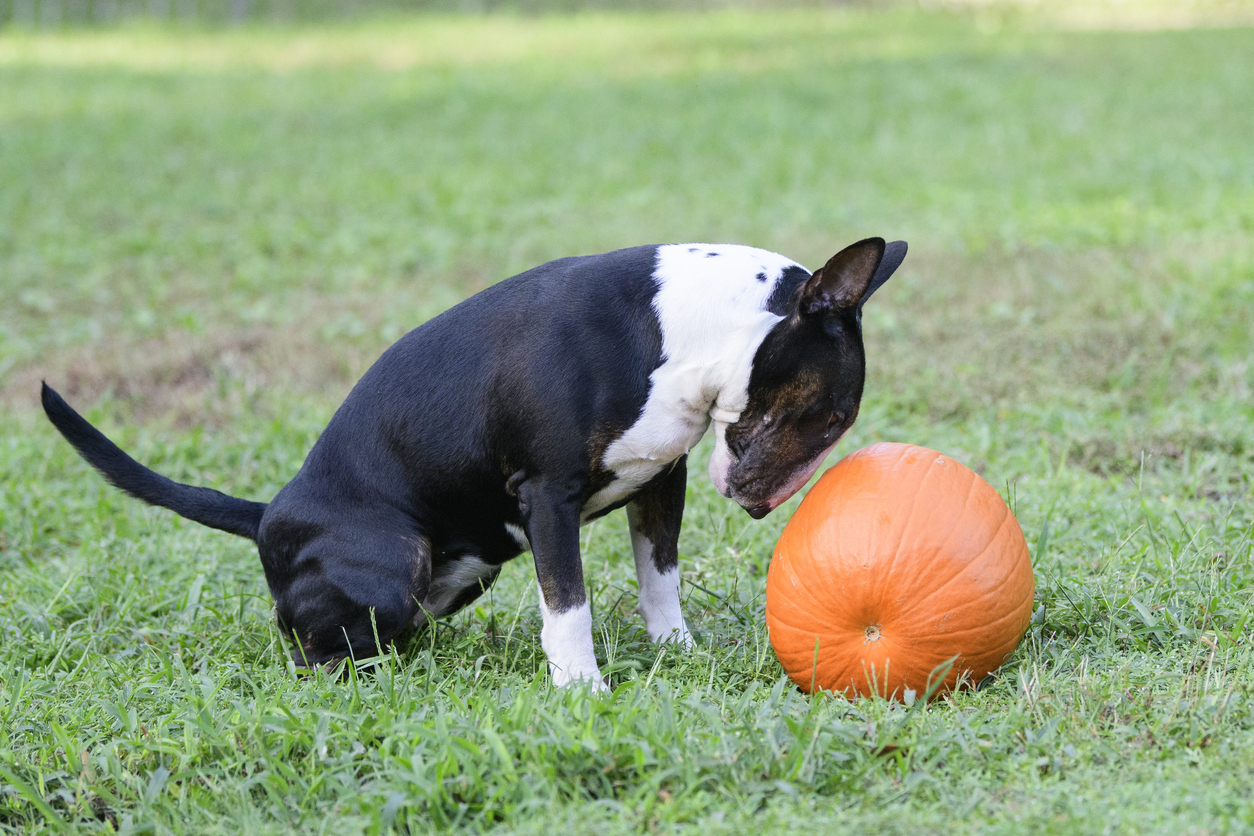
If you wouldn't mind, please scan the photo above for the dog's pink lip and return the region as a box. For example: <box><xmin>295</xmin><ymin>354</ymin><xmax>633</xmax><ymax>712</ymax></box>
<box><xmin>738</xmin><ymin>439</ymin><xmax>840</xmax><ymax>516</ymax></box>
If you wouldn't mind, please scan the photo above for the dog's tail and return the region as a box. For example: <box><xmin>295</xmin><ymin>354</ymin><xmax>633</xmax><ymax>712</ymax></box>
<box><xmin>41</xmin><ymin>382</ymin><xmax>267</xmax><ymax>541</ymax></box>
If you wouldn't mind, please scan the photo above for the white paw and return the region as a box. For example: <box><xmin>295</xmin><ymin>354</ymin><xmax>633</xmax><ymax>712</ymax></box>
<box><xmin>537</xmin><ymin>590</ymin><xmax>607</xmax><ymax>692</ymax></box>
<box><xmin>647</xmin><ymin>621</ymin><xmax>694</xmax><ymax>649</ymax></box>
<box><xmin>550</xmin><ymin>665</ymin><xmax>610</xmax><ymax>693</ymax></box>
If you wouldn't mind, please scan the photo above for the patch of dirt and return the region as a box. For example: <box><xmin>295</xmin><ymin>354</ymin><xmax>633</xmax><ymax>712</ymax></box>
<box><xmin>6</xmin><ymin>320</ymin><xmax>382</xmax><ymax>429</ymax></box>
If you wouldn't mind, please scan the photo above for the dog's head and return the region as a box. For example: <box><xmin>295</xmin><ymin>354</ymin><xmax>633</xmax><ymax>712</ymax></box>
<box><xmin>709</xmin><ymin>237</ymin><xmax>907</xmax><ymax>518</ymax></box>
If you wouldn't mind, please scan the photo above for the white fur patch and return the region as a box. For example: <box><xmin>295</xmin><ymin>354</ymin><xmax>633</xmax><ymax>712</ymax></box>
<box><xmin>584</xmin><ymin>245</ymin><xmax>800</xmax><ymax>518</ymax></box>
<box><xmin>626</xmin><ymin>506</ymin><xmax>692</xmax><ymax>646</ymax></box>
<box><xmin>560</xmin><ymin>245</ymin><xmax>806</xmax><ymax>686</ymax></box>
<box><xmin>537</xmin><ymin>585</ymin><xmax>607</xmax><ymax>690</ymax></box>
<box><xmin>504</xmin><ymin>522</ymin><xmax>530</xmax><ymax>552</ymax></box>
<box><xmin>418</xmin><ymin>555</ymin><xmax>496</xmax><ymax>619</ymax></box>
<box><xmin>708</xmin><ymin>419</ymin><xmax>734</xmax><ymax>497</ymax></box>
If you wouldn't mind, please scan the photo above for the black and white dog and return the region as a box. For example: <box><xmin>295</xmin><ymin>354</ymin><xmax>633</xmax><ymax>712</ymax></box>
<box><xmin>42</xmin><ymin>237</ymin><xmax>906</xmax><ymax>688</ymax></box>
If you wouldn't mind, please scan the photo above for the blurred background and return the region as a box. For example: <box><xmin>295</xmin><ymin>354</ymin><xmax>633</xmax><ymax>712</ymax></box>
<box><xmin>4</xmin><ymin>0</ymin><xmax>1253</xmax><ymax>574</ymax></box>
<box><xmin>5</xmin><ymin>0</ymin><xmax>1254</xmax><ymax>22</ymax></box>
<box><xmin>4</xmin><ymin>0</ymin><xmax>1252</xmax><ymax>579</ymax></box>
<box><xmin>5</xmin><ymin>0</ymin><xmax>1252</xmax><ymax>443</ymax></box>
<box><xmin>2</xmin><ymin>1</ymin><xmax>1253</xmax><ymax>830</ymax></box>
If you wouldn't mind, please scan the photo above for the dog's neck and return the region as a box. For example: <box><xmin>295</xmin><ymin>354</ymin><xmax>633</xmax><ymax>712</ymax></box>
<box><xmin>651</xmin><ymin>243</ymin><xmax>801</xmax><ymax>426</ymax></box>
<box><xmin>601</xmin><ymin>244</ymin><xmax>804</xmax><ymax>470</ymax></box>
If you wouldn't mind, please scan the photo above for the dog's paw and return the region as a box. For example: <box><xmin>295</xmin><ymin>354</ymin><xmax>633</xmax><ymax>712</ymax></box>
<box><xmin>551</xmin><ymin>665</ymin><xmax>610</xmax><ymax>693</ymax></box>
<box><xmin>647</xmin><ymin>621</ymin><xmax>694</xmax><ymax>650</ymax></box>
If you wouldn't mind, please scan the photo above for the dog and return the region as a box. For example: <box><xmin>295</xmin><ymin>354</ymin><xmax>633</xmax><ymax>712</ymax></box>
<box><xmin>42</xmin><ymin>237</ymin><xmax>906</xmax><ymax>688</ymax></box>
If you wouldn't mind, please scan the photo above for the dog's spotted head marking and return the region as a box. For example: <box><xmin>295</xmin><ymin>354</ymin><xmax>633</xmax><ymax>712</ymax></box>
<box><xmin>710</xmin><ymin>238</ymin><xmax>907</xmax><ymax>517</ymax></box>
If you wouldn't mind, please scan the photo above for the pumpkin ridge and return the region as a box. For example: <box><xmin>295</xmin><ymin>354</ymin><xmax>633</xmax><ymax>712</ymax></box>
<box><xmin>768</xmin><ymin>608</ymin><xmax>840</xmax><ymax>638</ymax></box>
<box><xmin>958</xmin><ymin>507</ymin><xmax>1029</xmax><ymax>603</ymax></box>
<box><xmin>766</xmin><ymin>602</ymin><xmax>845</xmax><ymax>634</ymax></box>
<box><xmin>880</xmin><ymin>446</ymin><xmax>937</xmax><ymax>608</ymax></box>
<box><xmin>912</xmin><ymin>579</ymin><xmax>1030</xmax><ymax>634</ymax></box>
<box><xmin>767</xmin><ymin>551</ymin><xmax>850</xmax><ymax>629</ymax></box>
<box><xmin>774</xmin><ymin>637</ymin><xmax>861</xmax><ymax>669</ymax></box>
<box><xmin>904</xmin><ymin>602</ymin><xmax>1032</xmax><ymax>640</ymax></box>
<box><xmin>792</xmin><ymin>504</ymin><xmax>872</xmax><ymax>630</ymax></box>
<box><xmin>980</xmin><ymin>631</ymin><xmax>1034</xmax><ymax>666</ymax></box>
<box><xmin>895</xmin><ymin>463</ymin><xmax>984</xmax><ymax>611</ymax></box>
<box><xmin>919</xmin><ymin>551</ymin><xmax>1026</xmax><ymax>624</ymax></box>
<box><xmin>909</xmin><ymin>503</ymin><xmax>1018</xmax><ymax>612</ymax></box>
<box><xmin>937</xmin><ymin>464</ymin><xmax>984</xmax><ymax>563</ymax></box>
<box><xmin>800</xmin><ymin>475</ymin><xmax>846</xmax><ymax>619</ymax></box>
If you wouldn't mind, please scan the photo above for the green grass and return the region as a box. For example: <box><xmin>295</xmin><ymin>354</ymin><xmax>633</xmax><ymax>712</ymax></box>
<box><xmin>2</xmin><ymin>5</ymin><xmax>1253</xmax><ymax>833</ymax></box>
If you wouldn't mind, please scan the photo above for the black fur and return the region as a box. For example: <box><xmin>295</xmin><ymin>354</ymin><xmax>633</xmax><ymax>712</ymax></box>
<box><xmin>765</xmin><ymin>266</ymin><xmax>812</xmax><ymax>316</ymax></box>
<box><xmin>626</xmin><ymin>456</ymin><xmax>687</xmax><ymax>575</ymax></box>
<box><xmin>46</xmin><ymin>245</ymin><xmax>669</xmax><ymax>666</ymax></box>
<box><xmin>40</xmin><ymin>383</ymin><xmax>266</xmax><ymax>540</ymax></box>
<box><xmin>43</xmin><ymin>240</ymin><xmax>906</xmax><ymax>671</ymax></box>
<box><xmin>861</xmin><ymin>240</ymin><xmax>908</xmax><ymax>309</ymax></box>
<box><xmin>723</xmin><ymin>238</ymin><xmax>904</xmax><ymax>516</ymax></box>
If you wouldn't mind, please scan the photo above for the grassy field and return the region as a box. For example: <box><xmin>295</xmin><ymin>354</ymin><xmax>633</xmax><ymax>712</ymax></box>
<box><xmin>2</xmin><ymin>5</ymin><xmax>1253</xmax><ymax>833</ymax></box>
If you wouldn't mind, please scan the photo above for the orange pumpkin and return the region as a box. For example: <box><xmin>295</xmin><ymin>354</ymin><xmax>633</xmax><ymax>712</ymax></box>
<box><xmin>765</xmin><ymin>442</ymin><xmax>1034</xmax><ymax>699</ymax></box>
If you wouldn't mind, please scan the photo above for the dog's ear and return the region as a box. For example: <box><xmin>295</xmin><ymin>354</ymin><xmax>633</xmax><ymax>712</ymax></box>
<box><xmin>800</xmin><ymin>238</ymin><xmax>886</xmax><ymax>318</ymax></box>
<box><xmin>858</xmin><ymin>240</ymin><xmax>907</xmax><ymax>310</ymax></box>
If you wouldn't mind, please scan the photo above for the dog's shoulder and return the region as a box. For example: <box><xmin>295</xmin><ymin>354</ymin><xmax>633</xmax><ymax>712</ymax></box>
<box><xmin>651</xmin><ymin>243</ymin><xmax>810</xmax><ymax>317</ymax></box>
<box><xmin>495</xmin><ymin>243</ymin><xmax>810</xmax><ymax>310</ymax></box>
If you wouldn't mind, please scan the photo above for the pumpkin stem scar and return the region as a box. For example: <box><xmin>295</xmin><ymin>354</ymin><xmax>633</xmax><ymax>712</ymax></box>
<box><xmin>863</xmin><ymin>624</ymin><xmax>882</xmax><ymax>642</ymax></box>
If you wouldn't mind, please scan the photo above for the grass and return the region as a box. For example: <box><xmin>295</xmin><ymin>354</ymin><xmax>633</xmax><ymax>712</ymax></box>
<box><xmin>1</xmin><ymin>5</ymin><xmax>1253</xmax><ymax>833</ymax></box>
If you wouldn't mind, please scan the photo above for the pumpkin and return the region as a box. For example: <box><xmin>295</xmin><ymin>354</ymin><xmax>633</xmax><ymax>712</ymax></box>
<box><xmin>765</xmin><ymin>442</ymin><xmax>1034</xmax><ymax>699</ymax></box>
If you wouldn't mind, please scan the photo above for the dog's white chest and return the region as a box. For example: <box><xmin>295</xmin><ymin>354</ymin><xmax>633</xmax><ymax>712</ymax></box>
<box><xmin>580</xmin><ymin>244</ymin><xmax>800</xmax><ymax>522</ymax></box>
<box><xmin>580</xmin><ymin>419</ymin><xmax>706</xmax><ymax>522</ymax></box>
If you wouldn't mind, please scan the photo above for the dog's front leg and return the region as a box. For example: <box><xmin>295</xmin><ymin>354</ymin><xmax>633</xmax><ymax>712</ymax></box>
<box><xmin>517</xmin><ymin>476</ymin><xmax>606</xmax><ymax>690</ymax></box>
<box><xmin>626</xmin><ymin>455</ymin><xmax>693</xmax><ymax>648</ymax></box>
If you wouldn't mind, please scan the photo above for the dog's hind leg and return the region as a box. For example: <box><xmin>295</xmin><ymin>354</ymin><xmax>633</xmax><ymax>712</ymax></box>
<box><xmin>626</xmin><ymin>455</ymin><xmax>692</xmax><ymax>647</ymax></box>
<box><xmin>264</xmin><ymin>521</ymin><xmax>431</xmax><ymax>669</ymax></box>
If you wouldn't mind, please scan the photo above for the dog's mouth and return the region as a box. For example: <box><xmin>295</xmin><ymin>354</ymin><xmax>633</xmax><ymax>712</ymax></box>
<box><xmin>731</xmin><ymin>480</ymin><xmax>798</xmax><ymax>520</ymax></box>
<box><xmin>728</xmin><ymin>439</ymin><xmax>840</xmax><ymax>518</ymax></box>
